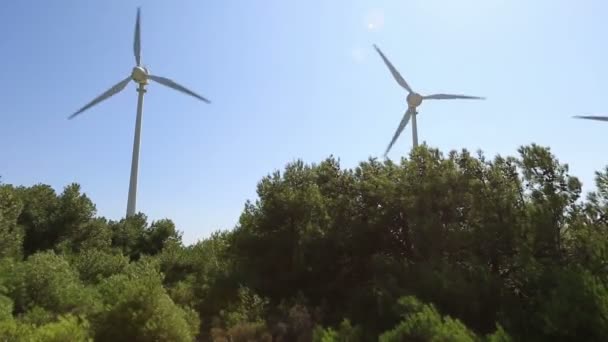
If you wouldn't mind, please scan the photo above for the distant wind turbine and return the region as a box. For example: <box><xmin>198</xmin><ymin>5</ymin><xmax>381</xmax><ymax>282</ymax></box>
<box><xmin>573</xmin><ymin>115</ymin><xmax>608</xmax><ymax>122</ymax></box>
<box><xmin>69</xmin><ymin>8</ymin><xmax>211</xmax><ymax>217</ymax></box>
<box><xmin>373</xmin><ymin>44</ymin><xmax>485</xmax><ymax>157</ymax></box>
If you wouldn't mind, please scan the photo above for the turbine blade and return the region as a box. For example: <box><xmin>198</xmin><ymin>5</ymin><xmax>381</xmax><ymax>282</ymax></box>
<box><xmin>373</xmin><ymin>44</ymin><xmax>413</xmax><ymax>93</ymax></box>
<box><xmin>149</xmin><ymin>75</ymin><xmax>211</xmax><ymax>103</ymax></box>
<box><xmin>134</xmin><ymin>7</ymin><xmax>141</xmax><ymax>66</ymax></box>
<box><xmin>573</xmin><ymin>115</ymin><xmax>608</xmax><ymax>122</ymax></box>
<box><xmin>68</xmin><ymin>76</ymin><xmax>132</xmax><ymax>119</ymax></box>
<box><xmin>423</xmin><ymin>94</ymin><xmax>485</xmax><ymax>100</ymax></box>
<box><xmin>384</xmin><ymin>109</ymin><xmax>412</xmax><ymax>157</ymax></box>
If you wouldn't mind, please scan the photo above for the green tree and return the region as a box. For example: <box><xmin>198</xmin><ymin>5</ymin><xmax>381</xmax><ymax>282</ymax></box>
<box><xmin>6</xmin><ymin>251</ymin><xmax>97</xmax><ymax>317</ymax></box>
<box><xmin>535</xmin><ymin>267</ymin><xmax>608</xmax><ymax>341</ymax></box>
<box><xmin>70</xmin><ymin>248</ymin><xmax>129</xmax><ymax>285</ymax></box>
<box><xmin>0</xmin><ymin>314</ymin><xmax>92</xmax><ymax>342</ymax></box>
<box><xmin>142</xmin><ymin>218</ymin><xmax>182</xmax><ymax>255</ymax></box>
<box><xmin>0</xmin><ymin>185</ymin><xmax>24</xmax><ymax>259</ymax></box>
<box><xmin>1</xmin><ymin>144</ymin><xmax>607</xmax><ymax>340</ymax></box>
<box><xmin>15</xmin><ymin>184</ymin><xmax>59</xmax><ymax>255</ymax></box>
<box><xmin>109</xmin><ymin>213</ymin><xmax>148</xmax><ymax>259</ymax></box>
<box><xmin>379</xmin><ymin>296</ymin><xmax>477</xmax><ymax>342</ymax></box>
<box><xmin>94</xmin><ymin>259</ymin><xmax>199</xmax><ymax>342</ymax></box>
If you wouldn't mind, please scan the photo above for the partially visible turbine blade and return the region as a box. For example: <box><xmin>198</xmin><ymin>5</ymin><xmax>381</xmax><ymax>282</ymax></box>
<box><xmin>573</xmin><ymin>115</ymin><xmax>608</xmax><ymax>122</ymax></box>
<box><xmin>423</xmin><ymin>94</ymin><xmax>485</xmax><ymax>100</ymax></box>
<box><xmin>134</xmin><ymin>7</ymin><xmax>141</xmax><ymax>66</ymax></box>
<box><xmin>384</xmin><ymin>109</ymin><xmax>413</xmax><ymax>157</ymax></box>
<box><xmin>69</xmin><ymin>76</ymin><xmax>132</xmax><ymax>119</ymax></box>
<box><xmin>373</xmin><ymin>44</ymin><xmax>413</xmax><ymax>93</ymax></box>
<box><xmin>149</xmin><ymin>75</ymin><xmax>211</xmax><ymax>103</ymax></box>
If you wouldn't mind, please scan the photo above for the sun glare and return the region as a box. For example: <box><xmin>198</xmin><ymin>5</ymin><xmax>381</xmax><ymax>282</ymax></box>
<box><xmin>365</xmin><ymin>8</ymin><xmax>385</xmax><ymax>31</ymax></box>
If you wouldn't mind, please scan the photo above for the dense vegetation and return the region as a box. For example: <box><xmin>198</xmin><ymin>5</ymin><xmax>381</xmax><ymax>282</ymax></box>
<box><xmin>1</xmin><ymin>144</ymin><xmax>607</xmax><ymax>341</ymax></box>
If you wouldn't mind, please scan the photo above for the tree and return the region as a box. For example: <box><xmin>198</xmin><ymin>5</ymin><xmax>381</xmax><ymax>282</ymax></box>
<box><xmin>379</xmin><ymin>296</ymin><xmax>478</xmax><ymax>342</ymax></box>
<box><xmin>141</xmin><ymin>218</ymin><xmax>182</xmax><ymax>255</ymax></box>
<box><xmin>94</xmin><ymin>260</ymin><xmax>199</xmax><ymax>342</ymax></box>
<box><xmin>1</xmin><ymin>143</ymin><xmax>608</xmax><ymax>340</ymax></box>
<box><xmin>70</xmin><ymin>248</ymin><xmax>129</xmax><ymax>285</ymax></box>
<box><xmin>15</xmin><ymin>184</ymin><xmax>59</xmax><ymax>255</ymax></box>
<box><xmin>14</xmin><ymin>183</ymin><xmax>101</xmax><ymax>255</ymax></box>
<box><xmin>109</xmin><ymin>213</ymin><xmax>148</xmax><ymax>259</ymax></box>
<box><xmin>0</xmin><ymin>185</ymin><xmax>24</xmax><ymax>259</ymax></box>
<box><xmin>0</xmin><ymin>314</ymin><xmax>92</xmax><ymax>342</ymax></box>
<box><xmin>6</xmin><ymin>251</ymin><xmax>98</xmax><ymax>317</ymax></box>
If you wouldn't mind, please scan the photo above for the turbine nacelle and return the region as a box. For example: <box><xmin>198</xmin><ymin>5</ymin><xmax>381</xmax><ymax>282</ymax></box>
<box><xmin>131</xmin><ymin>66</ymin><xmax>149</xmax><ymax>84</ymax></box>
<box><xmin>406</xmin><ymin>93</ymin><xmax>423</xmax><ymax>108</ymax></box>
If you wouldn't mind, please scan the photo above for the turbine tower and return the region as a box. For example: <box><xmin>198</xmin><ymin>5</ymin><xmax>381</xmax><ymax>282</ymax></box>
<box><xmin>373</xmin><ymin>44</ymin><xmax>485</xmax><ymax>157</ymax></box>
<box><xmin>69</xmin><ymin>8</ymin><xmax>211</xmax><ymax>217</ymax></box>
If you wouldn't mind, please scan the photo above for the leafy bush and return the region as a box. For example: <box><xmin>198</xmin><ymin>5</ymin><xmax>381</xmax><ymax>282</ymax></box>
<box><xmin>94</xmin><ymin>260</ymin><xmax>199</xmax><ymax>342</ymax></box>
<box><xmin>312</xmin><ymin>319</ymin><xmax>363</xmax><ymax>342</ymax></box>
<box><xmin>70</xmin><ymin>248</ymin><xmax>129</xmax><ymax>284</ymax></box>
<box><xmin>379</xmin><ymin>296</ymin><xmax>477</xmax><ymax>342</ymax></box>
<box><xmin>0</xmin><ymin>315</ymin><xmax>91</xmax><ymax>342</ymax></box>
<box><xmin>7</xmin><ymin>251</ymin><xmax>98</xmax><ymax>316</ymax></box>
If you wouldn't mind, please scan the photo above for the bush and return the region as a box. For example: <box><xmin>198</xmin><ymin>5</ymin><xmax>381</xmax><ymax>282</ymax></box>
<box><xmin>70</xmin><ymin>248</ymin><xmax>129</xmax><ymax>284</ymax></box>
<box><xmin>7</xmin><ymin>251</ymin><xmax>98</xmax><ymax>316</ymax></box>
<box><xmin>379</xmin><ymin>296</ymin><xmax>477</xmax><ymax>342</ymax></box>
<box><xmin>93</xmin><ymin>260</ymin><xmax>199</xmax><ymax>342</ymax></box>
<box><xmin>211</xmin><ymin>321</ymin><xmax>272</xmax><ymax>342</ymax></box>
<box><xmin>0</xmin><ymin>295</ymin><xmax>12</xmax><ymax>321</ymax></box>
<box><xmin>0</xmin><ymin>315</ymin><xmax>91</xmax><ymax>342</ymax></box>
<box><xmin>312</xmin><ymin>319</ymin><xmax>362</xmax><ymax>342</ymax></box>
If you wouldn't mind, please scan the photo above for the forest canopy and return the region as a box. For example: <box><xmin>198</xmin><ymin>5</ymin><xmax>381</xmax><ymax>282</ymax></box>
<box><xmin>1</xmin><ymin>144</ymin><xmax>607</xmax><ymax>341</ymax></box>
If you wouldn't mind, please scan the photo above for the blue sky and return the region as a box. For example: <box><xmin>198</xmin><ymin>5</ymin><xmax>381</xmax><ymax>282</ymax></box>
<box><xmin>1</xmin><ymin>0</ymin><xmax>607</xmax><ymax>244</ymax></box>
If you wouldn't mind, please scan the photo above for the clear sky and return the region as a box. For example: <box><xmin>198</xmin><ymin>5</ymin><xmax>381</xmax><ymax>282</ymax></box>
<box><xmin>2</xmin><ymin>0</ymin><xmax>607</xmax><ymax>244</ymax></box>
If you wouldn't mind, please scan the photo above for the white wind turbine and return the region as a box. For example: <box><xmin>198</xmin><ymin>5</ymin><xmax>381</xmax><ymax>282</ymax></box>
<box><xmin>69</xmin><ymin>8</ymin><xmax>211</xmax><ymax>217</ymax></box>
<box><xmin>373</xmin><ymin>44</ymin><xmax>485</xmax><ymax>157</ymax></box>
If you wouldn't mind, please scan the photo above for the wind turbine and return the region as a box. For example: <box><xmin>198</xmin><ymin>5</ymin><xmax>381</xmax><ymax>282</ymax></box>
<box><xmin>68</xmin><ymin>8</ymin><xmax>211</xmax><ymax>217</ymax></box>
<box><xmin>373</xmin><ymin>44</ymin><xmax>485</xmax><ymax>157</ymax></box>
<box><xmin>573</xmin><ymin>115</ymin><xmax>608</xmax><ymax>122</ymax></box>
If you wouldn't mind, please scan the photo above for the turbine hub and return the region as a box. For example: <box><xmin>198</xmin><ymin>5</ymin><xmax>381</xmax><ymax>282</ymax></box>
<box><xmin>131</xmin><ymin>66</ymin><xmax>149</xmax><ymax>85</ymax></box>
<box><xmin>407</xmin><ymin>93</ymin><xmax>423</xmax><ymax>108</ymax></box>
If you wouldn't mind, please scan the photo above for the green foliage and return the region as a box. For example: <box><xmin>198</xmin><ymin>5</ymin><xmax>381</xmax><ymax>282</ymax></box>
<box><xmin>312</xmin><ymin>319</ymin><xmax>363</xmax><ymax>342</ymax></box>
<box><xmin>211</xmin><ymin>321</ymin><xmax>272</xmax><ymax>342</ymax></box>
<box><xmin>336</xmin><ymin>319</ymin><xmax>363</xmax><ymax>341</ymax></box>
<box><xmin>31</xmin><ymin>315</ymin><xmax>92</xmax><ymax>342</ymax></box>
<box><xmin>70</xmin><ymin>248</ymin><xmax>129</xmax><ymax>284</ymax></box>
<box><xmin>219</xmin><ymin>286</ymin><xmax>269</xmax><ymax>328</ymax></box>
<box><xmin>142</xmin><ymin>218</ymin><xmax>182</xmax><ymax>255</ymax></box>
<box><xmin>313</xmin><ymin>325</ymin><xmax>339</xmax><ymax>342</ymax></box>
<box><xmin>57</xmin><ymin>217</ymin><xmax>113</xmax><ymax>253</ymax></box>
<box><xmin>2</xmin><ymin>144</ymin><xmax>608</xmax><ymax>340</ymax></box>
<box><xmin>485</xmin><ymin>325</ymin><xmax>513</xmax><ymax>342</ymax></box>
<box><xmin>19</xmin><ymin>306</ymin><xmax>56</xmax><ymax>326</ymax></box>
<box><xmin>0</xmin><ymin>185</ymin><xmax>24</xmax><ymax>259</ymax></box>
<box><xmin>227</xmin><ymin>144</ymin><xmax>608</xmax><ymax>339</ymax></box>
<box><xmin>53</xmin><ymin>184</ymin><xmax>99</xmax><ymax>252</ymax></box>
<box><xmin>536</xmin><ymin>267</ymin><xmax>608</xmax><ymax>340</ymax></box>
<box><xmin>109</xmin><ymin>213</ymin><xmax>148</xmax><ymax>259</ymax></box>
<box><xmin>0</xmin><ymin>314</ymin><xmax>91</xmax><ymax>341</ymax></box>
<box><xmin>108</xmin><ymin>215</ymin><xmax>181</xmax><ymax>260</ymax></box>
<box><xmin>181</xmin><ymin>231</ymin><xmax>237</xmax><ymax>336</ymax></box>
<box><xmin>7</xmin><ymin>251</ymin><xmax>97</xmax><ymax>316</ymax></box>
<box><xmin>0</xmin><ymin>295</ymin><xmax>12</xmax><ymax>321</ymax></box>
<box><xmin>94</xmin><ymin>260</ymin><xmax>199</xmax><ymax>342</ymax></box>
<box><xmin>16</xmin><ymin>183</ymin><xmax>100</xmax><ymax>256</ymax></box>
<box><xmin>379</xmin><ymin>296</ymin><xmax>477</xmax><ymax>342</ymax></box>
<box><xmin>15</xmin><ymin>184</ymin><xmax>59</xmax><ymax>255</ymax></box>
